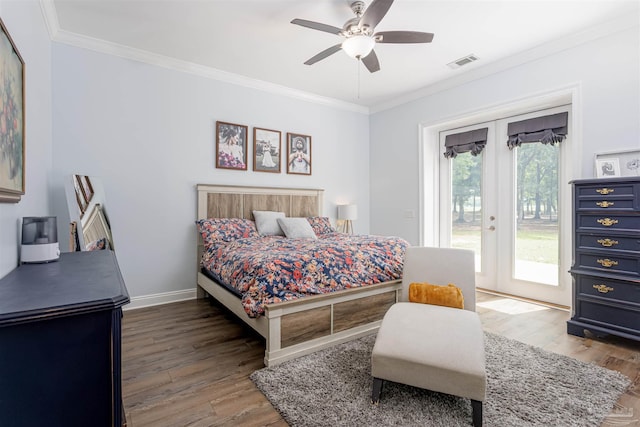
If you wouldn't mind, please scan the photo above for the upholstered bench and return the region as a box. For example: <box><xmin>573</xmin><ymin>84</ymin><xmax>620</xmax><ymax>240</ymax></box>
<box><xmin>370</xmin><ymin>247</ymin><xmax>486</xmax><ymax>427</ymax></box>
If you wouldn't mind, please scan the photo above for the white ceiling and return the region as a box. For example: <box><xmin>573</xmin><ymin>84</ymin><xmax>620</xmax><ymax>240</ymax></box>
<box><xmin>50</xmin><ymin>0</ymin><xmax>639</xmax><ymax>110</ymax></box>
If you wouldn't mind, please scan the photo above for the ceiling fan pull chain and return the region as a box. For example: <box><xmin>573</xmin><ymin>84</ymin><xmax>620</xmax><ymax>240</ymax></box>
<box><xmin>357</xmin><ymin>59</ymin><xmax>361</xmax><ymax>99</ymax></box>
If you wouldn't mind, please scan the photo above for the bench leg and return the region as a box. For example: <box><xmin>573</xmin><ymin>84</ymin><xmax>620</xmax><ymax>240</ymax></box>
<box><xmin>471</xmin><ymin>399</ymin><xmax>482</xmax><ymax>427</ymax></box>
<box><xmin>371</xmin><ymin>377</ymin><xmax>384</xmax><ymax>405</ymax></box>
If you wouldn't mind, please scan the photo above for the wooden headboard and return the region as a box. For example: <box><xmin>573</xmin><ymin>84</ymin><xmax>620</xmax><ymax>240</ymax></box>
<box><xmin>196</xmin><ymin>184</ymin><xmax>324</xmax><ymax>263</ymax></box>
<box><xmin>196</xmin><ymin>184</ymin><xmax>324</xmax><ymax>220</ymax></box>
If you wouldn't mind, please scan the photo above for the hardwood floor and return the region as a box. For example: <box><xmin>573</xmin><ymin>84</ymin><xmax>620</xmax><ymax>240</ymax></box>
<box><xmin>122</xmin><ymin>293</ymin><xmax>640</xmax><ymax>427</ymax></box>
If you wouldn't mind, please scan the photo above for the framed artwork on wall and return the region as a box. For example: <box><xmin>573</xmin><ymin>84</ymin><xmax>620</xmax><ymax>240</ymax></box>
<box><xmin>253</xmin><ymin>127</ymin><xmax>281</xmax><ymax>173</ymax></box>
<box><xmin>216</xmin><ymin>121</ymin><xmax>248</xmax><ymax>170</ymax></box>
<box><xmin>0</xmin><ymin>18</ymin><xmax>25</xmax><ymax>203</ymax></box>
<box><xmin>286</xmin><ymin>133</ymin><xmax>312</xmax><ymax>175</ymax></box>
<box><xmin>594</xmin><ymin>149</ymin><xmax>640</xmax><ymax>178</ymax></box>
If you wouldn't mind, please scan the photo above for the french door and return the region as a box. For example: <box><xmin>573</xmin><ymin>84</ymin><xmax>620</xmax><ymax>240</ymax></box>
<box><xmin>438</xmin><ymin>106</ymin><xmax>572</xmax><ymax>306</ymax></box>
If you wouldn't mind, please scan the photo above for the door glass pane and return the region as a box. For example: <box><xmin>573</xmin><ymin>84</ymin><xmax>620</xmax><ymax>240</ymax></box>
<box><xmin>514</xmin><ymin>143</ymin><xmax>559</xmax><ymax>285</ymax></box>
<box><xmin>450</xmin><ymin>152</ymin><xmax>482</xmax><ymax>272</ymax></box>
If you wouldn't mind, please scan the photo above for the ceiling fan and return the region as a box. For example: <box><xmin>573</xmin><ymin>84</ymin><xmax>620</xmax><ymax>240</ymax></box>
<box><xmin>291</xmin><ymin>0</ymin><xmax>434</xmax><ymax>73</ymax></box>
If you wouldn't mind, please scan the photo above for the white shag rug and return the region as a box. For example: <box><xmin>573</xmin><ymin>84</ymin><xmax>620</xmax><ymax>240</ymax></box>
<box><xmin>251</xmin><ymin>332</ymin><xmax>630</xmax><ymax>426</ymax></box>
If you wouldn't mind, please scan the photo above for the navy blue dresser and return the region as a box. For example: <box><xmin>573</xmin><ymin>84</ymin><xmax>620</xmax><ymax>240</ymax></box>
<box><xmin>0</xmin><ymin>250</ymin><xmax>129</xmax><ymax>426</ymax></box>
<box><xmin>567</xmin><ymin>177</ymin><xmax>640</xmax><ymax>341</ymax></box>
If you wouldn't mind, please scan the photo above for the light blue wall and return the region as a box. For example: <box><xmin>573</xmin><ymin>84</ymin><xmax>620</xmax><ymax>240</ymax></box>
<box><xmin>2</xmin><ymin>1</ymin><xmax>637</xmax><ymax>302</ymax></box>
<box><xmin>369</xmin><ymin>24</ymin><xmax>640</xmax><ymax>245</ymax></box>
<box><xmin>0</xmin><ymin>0</ymin><xmax>52</xmax><ymax>278</ymax></box>
<box><xmin>51</xmin><ymin>43</ymin><xmax>370</xmax><ymax>298</ymax></box>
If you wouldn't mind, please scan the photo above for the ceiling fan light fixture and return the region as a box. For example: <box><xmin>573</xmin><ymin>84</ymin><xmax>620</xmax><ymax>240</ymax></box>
<box><xmin>342</xmin><ymin>35</ymin><xmax>375</xmax><ymax>59</ymax></box>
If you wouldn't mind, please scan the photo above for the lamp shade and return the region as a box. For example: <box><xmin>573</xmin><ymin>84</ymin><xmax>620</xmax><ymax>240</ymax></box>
<box><xmin>337</xmin><ymin>204</ymin><xmax>358</xmax><ymax>221</ymax></box>
<box><xmin>342</xmin><ymin>35</ymin><xmax>375</xmax><ymax>59</ymax></box>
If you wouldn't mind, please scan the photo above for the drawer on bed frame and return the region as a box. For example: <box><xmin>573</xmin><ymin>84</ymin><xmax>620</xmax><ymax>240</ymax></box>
<box><xmin>280</xmin><ymin>290</ymin><xmax>397</xmax><ymax>348</ymax></box>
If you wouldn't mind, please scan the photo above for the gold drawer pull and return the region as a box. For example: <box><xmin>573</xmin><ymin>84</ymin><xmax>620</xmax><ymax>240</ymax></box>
<box><xmin>593</xmin><ymin>284</ymin><xmax>614</xmax><ymax>294</ymax></box>
<box><xmin>597</xmin><ymin>259</ymin><xmax>618</xmax><ymax>268</ymax></box>
<box><xmin>597</xmin><ymin>238</ymin><xmax>619</xmax><ymax>247</ymax></box>
<box><xmin>597</xmin><ymin>218</ymin><xmax>619</xmax><ymax>227</ymax></box>
<box><xmin>596</xmin><ymin>188</ymin><xmax>614</xmax><ymax>195</ymax></box>
<box><xmin>596</xmin><ymin>201</ymin><xmax>614</xmax><ymax>208</ymax></box>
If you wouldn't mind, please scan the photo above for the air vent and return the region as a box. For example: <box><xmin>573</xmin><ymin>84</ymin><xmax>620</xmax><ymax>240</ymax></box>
<box><xmin>447</xmin><ymin>54</ymin><xmax>479</xmax><ymax>69</ymax></box>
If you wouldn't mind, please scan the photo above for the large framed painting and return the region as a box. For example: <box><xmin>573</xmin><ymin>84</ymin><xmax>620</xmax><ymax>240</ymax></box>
<box><xmin>0</xmin><ymin>18</ymin><xmax>25</xmax><ymax>203</ymax></box>
<box><xmin>216</xmin><ymin>121</ymin><xmax>248</xmax><ymax>171</ymax></box>
<box><xmin>286</xmin><ymin>133</ymin><xmax>312</xmax><ymax>175</ymax></box>
<box><xmin>253</xmin><ymin>127</ymin><xmax>281</xmax><ymax>173</ymax></box>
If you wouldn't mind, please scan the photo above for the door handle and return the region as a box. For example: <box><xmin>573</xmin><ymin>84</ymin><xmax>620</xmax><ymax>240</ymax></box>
<box><xmin>488</xmin><ymin>226</ymin><xmax>496</xmax><ymax>231</ymax></box>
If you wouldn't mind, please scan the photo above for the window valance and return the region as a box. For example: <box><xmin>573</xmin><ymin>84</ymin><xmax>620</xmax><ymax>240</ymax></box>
<box><xmin>506</xmin><ymin>112</ymin><xmax>568</xmax><ymax>149</ymax></box>
<box><xmin>443</xmin><ymin>127</ymin><xmax>488</xmax><ymax>158</ymax></box>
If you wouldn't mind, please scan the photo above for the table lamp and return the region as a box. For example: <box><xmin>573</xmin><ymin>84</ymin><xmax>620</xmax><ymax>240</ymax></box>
<box><xmin>337</xmin><ymin>204</ymin><xmax>357</xmax><ymax>234</ymax></box>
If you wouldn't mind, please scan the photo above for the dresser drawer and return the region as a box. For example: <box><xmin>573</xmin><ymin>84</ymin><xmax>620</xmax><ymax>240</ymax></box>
<box><xmin>576</xmin><ymin>233</ymin><xmax>640</xmax><ymax>253</ymax></box>
<box><xmin>575</xmin><ymin>183</ymin><xmax>636</xmax><ymax>198</ymax></box>
<box><xmin>576</xmin><ymin>198</ymin><xmax>635</xmax><ymax>211</ymax></box>
<box><xmin>576</xmin><ymin>214</ymin><xmax>640</xmax><ymax>232</ymax></box>
<box><xmin>575</xmin><ymin>274</ymin><xmax>640</xmax><ymax>305</ymax></box>
<box><xmin>575</xmin><ymin>300</ymin><xmax>640</xmax><ymax>334</ymax></box>
<box><xmin>575</xmin><ymin>252</ymin><xmax>640</xmax><ymax>277</ymax></box>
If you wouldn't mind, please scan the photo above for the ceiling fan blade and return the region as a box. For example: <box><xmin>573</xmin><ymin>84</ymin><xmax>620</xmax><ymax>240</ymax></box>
<box><xmin>374</xmin><ymin>31</ymin><xmax>434</xmax><ymax>43</ymax></box>
<box><xmin>359</xmin><ymin>0</ymin><xmax>394</xmax><ymax>30</ymax></box>
<box><xmin>361</xmin><ymin>50</ymin><xmax>380</xmax><ymax>73</ymax></box>
<box><xmin>304</xmin><ymin>44</ymin><xmax>343</xmax><ymax>65</ymax></box>
<box><xmin>291</xmin><ymin>18</ymin><xmax>343</xmax><ymax>35</ymax></box>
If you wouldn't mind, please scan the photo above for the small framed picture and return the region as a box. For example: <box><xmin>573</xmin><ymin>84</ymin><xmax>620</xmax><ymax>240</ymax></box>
<box><xmin>73</xmin><ymin>175</ymin><xmax>88</xmax><ymax>216</ymax></box>
<box><xmin>253</xmin><ymin>128</ymin><xmax>281</xmax><ymax>173</ymax></box>
<box><xmin>216</xmin><ymin>121</ymin><xmax>248</xmax><ymax>170</ymax></box>
<box><xmin>595</xmin><ymin>158</ymin><xmax>620</xmax><ymax>178</ymax></box>
<box><xmin>594</xmin><ymin>149</ymin><xmax>640</xmax><ymax>178</ymax></box>
<box><xmin>286</xmin><ymin>133</ymin><xmax>312</xmax><ymax>175</ymax></box>
<box><xmin>80</xmin><ymin>175</ymin><xmax>94</xmax><ymax>203</ymax></box>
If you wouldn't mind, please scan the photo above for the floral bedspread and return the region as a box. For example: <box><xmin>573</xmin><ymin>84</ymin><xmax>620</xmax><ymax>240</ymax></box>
<box><xmin>201</xmin><ymin>233</ymin><xmax>409</xmax><ymax>318</ymax></box>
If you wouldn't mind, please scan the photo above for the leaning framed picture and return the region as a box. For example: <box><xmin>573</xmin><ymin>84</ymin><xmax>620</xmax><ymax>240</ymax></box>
<box><xmin>0</xmin><ymin>18</ymin><xmax>25</xmax><ymax>203</ymax></box>
<box><xmin>286</xmin><ymin>133</ymin><xmax>312</xmax><ymax>175</ymax></box>
<box><xmin>73</xmin><ymin>175</ymin><xmax>88</xmax><ymax>217</ymax></box>
<box><xmin>216</xmin><ymin>121</ymin><xmax>248</xmax><ymax>170</ymax></box>
<box><xmin>594</xmin><ymin>149</ymin><xmax>640</xmax><ymax>178</ymax></box>
<box><xmin>253</xmin><ymin>127</ymin><xmax>281</xmax><ymax>173</ymax></box>
<box><xmin>80</xmin><ymin>175</ymin><xmax>94</xmax><ymax>203</ymax></box>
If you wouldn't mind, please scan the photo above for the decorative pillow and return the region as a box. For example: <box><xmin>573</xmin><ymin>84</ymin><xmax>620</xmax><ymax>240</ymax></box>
<box><xmin>408</xmin><ymin>282</ymin><xmax>464</xmax><ymax>309</ymax></box>
<box><xmin>253</xmin><ymin>211</ymin><xmax>285</xmax><ymax>236</ymax></box>
<box><xmin>277</xmin><ymin>218</ymin><xmax>318</xmax><ymax>239</ymax></box>
<box><xmin>307</xmin><ymin>216</ymin><xmax>335</xmax><ymax>235</ymax></box>
<box><xmin>195</xmin><ymin>218</ymin><xmax>258</xmax><ymax>244</ymax></box>
<box><xmin>85</xmin><ymin>237</ymin><xmax>109</xmax><ymax>251</ymax></box>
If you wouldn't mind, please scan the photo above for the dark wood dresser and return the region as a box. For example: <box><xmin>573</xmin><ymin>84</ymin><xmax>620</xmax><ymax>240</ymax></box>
<box><xmin>567</xmin><ymin>176</ymin><xmax>640</xmax><ymax>341</ymax></box>
<box><xmin>0</xmin><ymin>250</ymin><xmax>129</xmax><ymax>426</ymax></box>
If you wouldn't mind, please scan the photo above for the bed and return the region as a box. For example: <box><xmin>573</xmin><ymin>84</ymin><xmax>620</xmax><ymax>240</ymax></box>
<box><xmin>196</xmin><ymin>184</ymin><xmax>407</xmax><ymax>366</ymax></box>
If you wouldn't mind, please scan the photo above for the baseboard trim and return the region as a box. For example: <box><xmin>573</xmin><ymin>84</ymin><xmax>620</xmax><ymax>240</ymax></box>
<box><xmin>476</xmin><ymin>288</ymin><xmax>570</xmax><ymax>312</ymax></box>
<box><xmin>124</xmin><ymin>289</ymin><xmax>197</xmax><ymax>311</ymax></box>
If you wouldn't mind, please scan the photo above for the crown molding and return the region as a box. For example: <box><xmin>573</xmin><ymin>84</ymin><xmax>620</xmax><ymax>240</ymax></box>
<box><xmin>39</xmin><ymin>1</ymin><xmax>368</xmax><ymax>115</ymax></box>
<box><xmin>370</xmin><ymin>12</ymin><xmax>639</xmax><ymax>114</ymax></box>
<box><xmin>39</xmin><ymin>0</ymin><xmax>636</xmax><ymax>116</ymax></box>
<box><xmin>39</xmin><ymin>0</ymin><xmax>59</xmax><ymax>39</ymax></box>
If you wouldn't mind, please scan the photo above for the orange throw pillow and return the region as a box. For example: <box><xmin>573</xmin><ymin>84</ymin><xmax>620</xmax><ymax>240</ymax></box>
<box><xmin>408</xmin><ymin>282</ymin><xmax>464</xmax><ymax>309</ymax></box>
